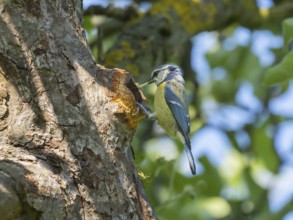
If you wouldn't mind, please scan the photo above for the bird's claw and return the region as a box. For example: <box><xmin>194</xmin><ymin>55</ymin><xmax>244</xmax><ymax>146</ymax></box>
<box><xmin>136</xmin><ymin>102</ymin><xmax>156</xmax><ymax>120</ymax></box>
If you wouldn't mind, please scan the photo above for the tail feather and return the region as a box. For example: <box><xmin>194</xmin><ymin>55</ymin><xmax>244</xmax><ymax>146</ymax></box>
<box><xmin>184</xmin><ymin>143</ymin><xmax>196</xmax><ymax>175</ymax></box>
<box><xmin>177</xmin><ymin>132</ymin><xmax>196</xmax><ymax>175</ymax></box>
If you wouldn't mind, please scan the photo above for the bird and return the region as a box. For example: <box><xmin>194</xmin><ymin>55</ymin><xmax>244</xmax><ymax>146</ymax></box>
<box><xmin>141</xmin><ymin>64</ymin><xmax>196</xmax><ymax>175</ymax></box>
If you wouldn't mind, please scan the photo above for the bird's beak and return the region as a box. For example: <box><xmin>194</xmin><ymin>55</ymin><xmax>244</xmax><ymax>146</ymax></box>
<box><xmin>139</xmin><ymin>77</ymin><xmax>155</xmax><ymax>88</ymax></box>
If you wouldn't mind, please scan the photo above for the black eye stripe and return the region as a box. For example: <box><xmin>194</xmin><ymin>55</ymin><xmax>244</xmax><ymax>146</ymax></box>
<box><xmin>152</xmin><ymin>70</ymin><xmax>159</xmax><ymax>77</ymax></box>
<box><xmin>152</xmin><ymin>65</ymin><xmax>178</xmax><ymax>78</ymax></box>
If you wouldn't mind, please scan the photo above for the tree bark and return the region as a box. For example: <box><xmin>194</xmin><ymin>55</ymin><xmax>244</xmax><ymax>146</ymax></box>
<box><xmin>0</xmin><ymin>1</ymin><xmax>154</xmax><ymax>219</ymax></box>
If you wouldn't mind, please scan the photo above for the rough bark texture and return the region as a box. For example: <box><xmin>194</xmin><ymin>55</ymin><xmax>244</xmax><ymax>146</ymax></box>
<box><xmin>0</xmin><ymin>1</ymin><xmax>154</xmax><ymax>219</ymax></box>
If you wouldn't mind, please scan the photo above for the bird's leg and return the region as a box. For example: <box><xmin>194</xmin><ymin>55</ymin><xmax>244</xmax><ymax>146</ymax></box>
<box><xmin>136</xmin><ymin>102</ymin><xmax>157</xmax><ymax>120</ymax></box>
<box><xmin>146</xmin><ymin>112</ymin><xmax>157</xmax><ymax>120</ymax></box>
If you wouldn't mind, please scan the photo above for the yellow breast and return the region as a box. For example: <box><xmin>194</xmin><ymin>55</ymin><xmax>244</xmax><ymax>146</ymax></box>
<box><xmin>154</xmin><ymin>82</ymin><xmax>177</xmax><ymax>137</ymax></box>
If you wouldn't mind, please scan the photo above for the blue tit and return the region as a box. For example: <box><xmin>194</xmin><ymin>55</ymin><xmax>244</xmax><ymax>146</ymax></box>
<box><xmin>145</xmin><ymin>64</ymin><xmax>196</xmax><ymax>175</ymax></box>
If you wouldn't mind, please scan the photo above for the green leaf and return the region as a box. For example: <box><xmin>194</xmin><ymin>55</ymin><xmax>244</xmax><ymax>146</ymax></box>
<box><xmin>211</xmin><ymin>77</ymin><xmax>236</xmax><ymax>103</ymax></box>
<box><xmin>196</xmin><ymin>157</ymin><xmax>223</xmax><ymax>196</ymax></box>
<box><xmin>282</xmin><ymin>18</ymin><xmax>293</xmax><ymax>52</ymax></box>
<box><xmin>83</xmin><ymin>16</ymin><xmax>95</xmax><ymax>33</ymax></box>
<box><xmin>251</xmin><ymin>120</ymin><xmax>280</xmax><ymax>173</ymax></box>
<box><xmin>263</xmin><ymin>51</ymin><xmax>293</xmax><ymax>86</ymax></box>
<box><xmin>243</xmin><ymin>167</ymin><xmax>264</xmax><ymax>204</ymax></box>
<box><xmin>206</xmin><ymin>46</ymin><xmax>262</xmax><ymax>83</ymax></box>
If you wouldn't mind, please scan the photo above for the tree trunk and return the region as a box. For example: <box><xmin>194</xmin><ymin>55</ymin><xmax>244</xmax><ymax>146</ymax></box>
<box><xmin>0</xmin><ymin>1</ymin><xmax>154</xmax><ymax>219</ymax></box>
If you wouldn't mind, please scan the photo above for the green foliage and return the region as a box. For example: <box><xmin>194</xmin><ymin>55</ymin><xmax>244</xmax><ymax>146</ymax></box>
<box><xmin>84</xmin><ymin>1</ymin><xmax>292</xmax><ymax>220</ymax></box>
<box><xmin>207</xmin><ymin>46</ymin><xmax>262</xmax><ymax>82</ymax></box>
<box><xmin>207</xmin><ymin>46</ymin><xmax>263</xmax><ymax>103</ymax></box>
<box><xmin>282</xmin><ymin>18</ymin><xmax>293</xmax><ymax>52</ymax></box>
<box><xmin>264</xmin><ymin>18</ymin><xmax>293</xmax><ymax>86</ymax></box>
<box><xmin>251</xmin><ymin>119</ymin><xmax>280</xmax><ymax>172</ymax></box>
<box><xmin>264</xmin><ymin>51</ymin><xmax>293</xmax><ymax>86</ymax></box>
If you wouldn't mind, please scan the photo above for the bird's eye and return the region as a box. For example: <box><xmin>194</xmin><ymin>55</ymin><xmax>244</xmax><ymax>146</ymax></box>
<box><xmin>152</xmin><ymin>70</ymin><xmax>159</xmax><ymax>77</ymax></box>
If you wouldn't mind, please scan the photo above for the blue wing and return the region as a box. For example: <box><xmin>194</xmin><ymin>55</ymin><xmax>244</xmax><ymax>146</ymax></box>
<box><xmin>164</xmin><ymin>83</ymin><xmax>196</xmax><ymax>175</ymax></box>
<box><xmin>164</xmin><ymin>83</ymin><xmax>190</xmax><ymax>140</ymax></box>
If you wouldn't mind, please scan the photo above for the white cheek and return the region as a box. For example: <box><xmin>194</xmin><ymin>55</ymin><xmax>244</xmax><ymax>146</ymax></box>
<box><xmin>164</xmin><ymin>69</ymin><xmax>168</xmax><ymax>77</ymax></box>
<box><xmin>159</xmin><ymin>72</ymin><xmax>166</xmax><ymax>81</ymax></box>
<box><xmin>157</xmin><ymin>74</ymin><xmax>164</xmax><ymax>82</ymax></box>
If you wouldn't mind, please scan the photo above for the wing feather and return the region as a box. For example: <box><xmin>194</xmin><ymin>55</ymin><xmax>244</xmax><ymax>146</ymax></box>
<box><xmin>164</xmin><ymin>82</ymin><xmax>196</xmax><ymax>175</ymax></box>
<box><xmin>164</xmin><ymin>83</ymin><xmax>190</xmax><ymax>140</ymax></box>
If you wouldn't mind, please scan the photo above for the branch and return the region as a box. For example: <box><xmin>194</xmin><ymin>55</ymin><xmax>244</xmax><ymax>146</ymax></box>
<box><xmin>101</xmin><ymin>0</ymin><xmax>293</xmax><ymax>78</ymax></box>
<box><xmin>239</xmin><ymin>2</ymin><xmax>293</xmax><ymax>28</ymax></box>
<box><xmin>83</xmin><ymin>4</ymin><xmax>140</xmax><ymax>21</ymax></box>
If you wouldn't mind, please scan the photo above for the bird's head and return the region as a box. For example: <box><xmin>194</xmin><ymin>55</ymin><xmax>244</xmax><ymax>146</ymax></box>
<box><xmin>147</xmin><ymin>64</ymin><xmax>183</xmax><ymax>86</ymax></box>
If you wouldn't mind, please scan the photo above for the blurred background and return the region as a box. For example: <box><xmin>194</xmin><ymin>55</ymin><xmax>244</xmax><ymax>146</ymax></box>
<box><xmin>83</xmin><ymin>1</ymin><xmax>293</xmax><ymax>219</ymax></box>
